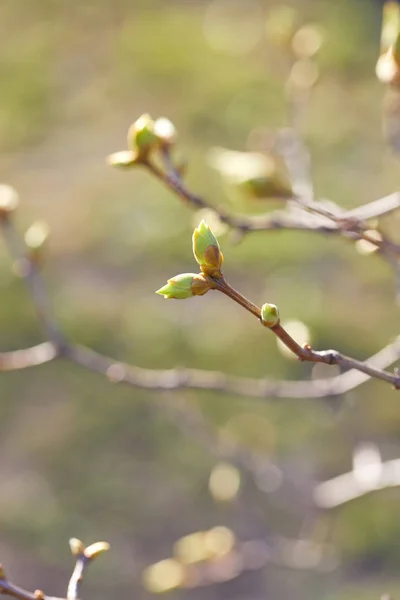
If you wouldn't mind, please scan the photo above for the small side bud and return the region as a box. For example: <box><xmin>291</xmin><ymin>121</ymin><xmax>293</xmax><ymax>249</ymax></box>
<box><xmin>156</xmin><ymin>273</ymin><xmax>211</xmax><ymax>299</ymax></box>
<box><xmin>127</xmin><ymin>114</ymin><xmax>159</xmax><ymax>158</ymax></box>
<box><xmin>0</xmin><ymin>563</ymin><xmax>6</xmax><ymax>580</ymax></box>
<box><xmin>107</xmin><ymin>150</ymin><xmax>137</xmax><ymax>169</ymax></box>
<box><xmin>25</xmin><ymin>221</ymin><xmax>50</xmax><ymax>265</ymax></box>
<box><xmin>0</xmin><ymin>185</ymin><xmax>19</xmax><ymax>219</ymax></box>
<box><xmin>84</xmin><ymin>541</ymin><xmax>111</xmax><ymax>560</ymax></box>
<box><xmin>153</xmin><ymin>117</ymin><xmax>177</xmax><ymax>147</ymax></box>
<box><xmin>261</xmin><ymin>303</ymin><xmax>280</xmax><ymax>327</ymax></box>
<box><xmin>192</xmin><ymin>220</ymin><xmax>223</xmax><ymax>275</ymax></box>
<box><xmin>69</xmin><ymin>538</ymin><xmax>85</xmax><ymax>556</ymax></box>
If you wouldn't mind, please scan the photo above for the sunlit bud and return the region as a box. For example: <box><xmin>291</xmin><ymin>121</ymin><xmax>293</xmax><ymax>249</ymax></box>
<box><xmin>69</xmin><ymin>538</ymin><xmax>85</xmax><ymax>556</ymax></box>
<box><xmin>0</xmin><ymin>184</ymin><xmax>19</xmax><ymax>219</ymax></box>
<box><xmin>192</xmin><ymin>220</ymin><xmax>223</xmax><ymax>273</ymax></box>
<box><xmin>156</xmin><ymin>273</ymin><xmax>211</xmax><ymax>299</ymax></box>
<box><xmin>154</xmin><ymin>117</ymin><xmax>177</xmax><ymax>147</ymax></box>
<box><xmin>260</xmin><ymin>303</ymin><xmax>280</xmax><ymax>327</ymax></box>
<box><xmin>376</xmin><ymin>47</ymin><xmax>400</xmax><ymax>86</ymax></box>
<box><xmin>24</xmin><ymin>221</ymin><xmax>50</xmax><ymax>265</ymax></box>
<box><xmin>208</xmin><ymin>147</ymin><xmax>292</xmax><ymax>200</ymax></box>
<box><xmin>127</xmin><ymin>113</ymin><xmax>159</xmax><ymax>157</ymax></box>
<box><xmin>84</xmin><ymin>541</ymin><xmax>111</xmax><ymax>560</ymax></box>
<box><xmin>377</xmin><ymin>2</ymin><xmax>400</xmax><ymax>86</ymax></box>
<box><xmin>107</xmin><ymin>150</ymin><xmax>137</xmax><ymax>169</ymax></box>
<box><xmin>291</xmin><ymin>24</ymin><xmax>323</xmax><ymax>59</ymax></box>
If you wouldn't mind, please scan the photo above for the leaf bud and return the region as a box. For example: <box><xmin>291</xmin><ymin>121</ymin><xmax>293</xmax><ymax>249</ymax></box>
<box><xmin>192</xmin><ymin>220</ymin><xmax>223</xmax><ymax>274</ymax></box>
<box><xmin>260</xmin><ymin>303</ymin><xmax>280</xmax><ymax>327</ymax></box>
<box><xmin>156</xmin><ymin>273</ymin><xmax>211</xmax><ymax>300</ymax></box>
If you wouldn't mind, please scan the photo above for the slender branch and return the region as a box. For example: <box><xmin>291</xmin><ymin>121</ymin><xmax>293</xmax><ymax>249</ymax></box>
<box><xmin>314</xmin><ymin>454</ymin><xmax>400</xmax><ymax>509</ymax></box>
<box><xmin>0</xmin><ymin>219</ymin><xmax>65</xmax><ymax>349</ymax></box>
<box><xmin>1</xmin><ymin>218</ymin><xmax>399</xmax><ymax>397</ymax></box>
<box><xmin>0</xmin><ymin>540</ymin><xmax>108</xmax><ymax>600</ymax></box>
<box><xmin>0</xmin><ymin>577</ymin><xmax>61</xmax><ymax>600</ymax></box>
<box><xmin>145</xmin><ymin>153</ymin><xmax>400</xmax><ymax>258</ymax></box>
<box><xmin>0</xmin><ymin>343</ymin><xmax>57</xmax><ymax>371</ymax></box>
<box><xmin>211</xmin><ymin>277</ymin><xmax>400</xmax><ymax>389</ymax></box>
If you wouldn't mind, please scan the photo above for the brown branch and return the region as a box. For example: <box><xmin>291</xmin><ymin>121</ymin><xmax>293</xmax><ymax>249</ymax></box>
<box><xmin>211</xmin><ymin>276</ymin><xmax>400</xmax><ymax>389</ymax></box>
<box><xmin>144</xmin><ymin>152</ymin><xmax>400</xmax><ymax>259</ymax></box>
<box><xmin>0</xmin><ymin>540</ymin><xmax>109</xmax><ymax>600</ymax></box>
<box><xmin>0</xmin><ymin>218</ymin><xmax>65</xmax><ymax>349</ymax></box>
<box><xmin>1</xmin><ymin>218</ymin><xmax>399</xmax><ymax>398</ymax></box>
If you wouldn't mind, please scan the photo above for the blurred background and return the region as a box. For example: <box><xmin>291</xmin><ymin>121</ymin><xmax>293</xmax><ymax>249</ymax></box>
<box><xmin>0</xmin><ymin>0</ymin><xmax>400</xmax><ymax>599</ymax></box>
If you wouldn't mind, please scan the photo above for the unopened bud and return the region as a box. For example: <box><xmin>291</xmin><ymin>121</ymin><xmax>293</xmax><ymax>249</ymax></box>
<box><xmin>69</xmin><ymin>538</ymin><xmax>85</xmax><ymax>556</ymax></box>
<box><xmin>153</xmin><ymin>118</ymin><xmax>177</xmax><ymax>147</ymax></box>
<box><xmin>192</xmin><ymin>220</ymin><xmax>223</xmax><ymax>275</ymax></box>
<box><xmin>25</xmin><ymin>221</ymin><xmax>49</xmax><ymax>264</ymax></box>
<box><xmin>127</xmin><ymin>114</ymin><xmax>159</xmax><ymax>158</ymax></box>
<box><xmin>84</xmin><ymin>541</ymin><xmax>110</xmax><ymax>560</ymax></box>
<box><xmin>261</xmin><ymin>303</ymin><xmax>280</xmax><ymax>327</ymax></box>
<box><xmin>156</xmin><ymin>273</ymin><xmax>211</xmax><ymax>299</ymax></box>
<box><xmin>107</xmin><ymin>150</ymin><xmax>137</xmax><ymax>169</ymax></box>
<box><xmin>0</xmin><ymin>185</ymin><xmax>19</xmax><ymax>219</ymax></box>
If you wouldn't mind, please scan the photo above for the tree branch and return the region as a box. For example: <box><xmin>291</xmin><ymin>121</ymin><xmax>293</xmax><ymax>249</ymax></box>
<box><xmin>1</xmin><ymin>217</ymin><xmax>399</xmax><ymax>397</ymax></box>
<box><xmin>0</xmin><ymin>540</ymin><xmax>109</xmax><ymax>600</ymax></box>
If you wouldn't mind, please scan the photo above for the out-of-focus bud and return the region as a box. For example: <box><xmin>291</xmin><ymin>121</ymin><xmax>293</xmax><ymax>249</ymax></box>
<box><xmin>192</xmin><ymin>220</ymin><xmax>223</xmax><ymax>274</ymax></box>
<box><xmin>377</xmin><ymin>1</ymin><xmax>400</xmax><ymax>86</ymax></box>
<box><xmin>69</xmin><ymin>538</ymin><xmax>85</xmax><ymax>556</ymax></box>
<box><xmin>291</xmin><ymin>24</ymin><xmax>323</xmax><ymax>59</ymax></box>
<box><xmin>0</xmin><ymin>184</ymin><xmax>19</xmax><ymax>219</ymax></box>
<box><xmin>153</xmin><ymin>117</ymin><xmax>177</xmax><ymax>147</ymax></box>
<box><xmin>156</xmin><ymin>273</ymin><xmax>211</xmax><ymax>299</ymax></box>
<box><xmin>265</xmin><ymin>5</ymin><xmax>297</xmax><ymax>48</ymax></box>
<box><xmin>127</xmin><ymin>113</ymin><xmax>159</xmax><ymax>157</ymax></box>
<box><xmin>84</xmin><ymin>541</ymin><xmax>111</xmax><ymax>560</ymax></box>
<box><xmin>208</xmin><ymin>147</ymin><xmax>293</xmax><ymax>200</ymax></box>
<box><xmin>107</xmin><ymin>150</ymin><xmax>137</xmax><ymax>169</ymax></box>
<box><xmin>260</xmin><ymin>303</ymin><xmax>280</xmax><ymax>328</ymax></box>
<box><xmin>24</xmin><ymin>221</ymin><xmax>50</xmax><ymax>264</ymax></box>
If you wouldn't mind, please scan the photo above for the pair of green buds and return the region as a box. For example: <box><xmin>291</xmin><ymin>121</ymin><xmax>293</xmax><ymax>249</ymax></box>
<box><xmin>108</xmin><ymin>114</ymin><xmax>177</xmax><ymax>168</ymax></box>
<box><xmin>156</xmin><ymin>220</ymin><xmax>280</xmax><ymax>328</ymax></box>
<box><xmin>156</xmin><ymin>220</ymin><xmax>223</xmax><ymax>299</ymax></box>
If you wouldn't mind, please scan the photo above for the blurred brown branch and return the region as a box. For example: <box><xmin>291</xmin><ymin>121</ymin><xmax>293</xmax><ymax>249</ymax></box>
<box><xmin>0</xmin><ymin>540</ymin><xmax>109</xmax><ymax>600</ymax></box>
<box><xmin>144</xmin><ymin>149</ymin><xmax>400</xmax><ymax>262</ymax></box>
<box><xmin>0</xmin><ymin>215</ymin><xmax>399</xmax><ymax>395</ymax></box>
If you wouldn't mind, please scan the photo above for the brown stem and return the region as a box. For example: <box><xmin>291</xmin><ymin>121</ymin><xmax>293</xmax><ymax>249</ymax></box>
<box><xmin>211</xmin><ymin>277</ymin><xmax>261</xmax><ymax>319</ymax></box>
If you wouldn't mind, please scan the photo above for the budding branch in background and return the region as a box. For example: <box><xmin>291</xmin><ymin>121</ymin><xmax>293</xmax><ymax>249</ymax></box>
<box><xmin>0</xmin><ymin>539</ymin><xmax>109</xmax><ymax>600</ymax></box>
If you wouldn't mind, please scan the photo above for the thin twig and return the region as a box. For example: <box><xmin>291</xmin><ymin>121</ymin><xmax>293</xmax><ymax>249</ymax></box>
<box><xmin>211</xmin><ymin>276</ymin><xmax>400</xmax><ymax>389</ymax></box>
<box><xmin>1</xmin><ymin>219</ymin><xmax>399</xmax><ymax>395</ymax></box>
<box><xmin>1</xmin><ymin>218</ymin><xmax>65</xmax><ymax>348</ymax></box>
<box><xmin>0</xmin><ymin>342</ymin><xmax>57</xmax><ymax>371</ymax></box>
<box><xmin>145</xmin><ymin>153</ymin><xmax>400</xmax><ymax>259</ymax></box>
<box><xmin>0</xmin><ymin>540</ymin><xmax>108</xmax><ymax>600</ymax></box>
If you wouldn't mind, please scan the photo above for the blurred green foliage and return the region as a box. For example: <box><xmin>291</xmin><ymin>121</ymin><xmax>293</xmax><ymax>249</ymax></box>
<box><xmin>0</xmin><ymin>1</ymin><xmax>399</xmax><ymax>600</ymax></box>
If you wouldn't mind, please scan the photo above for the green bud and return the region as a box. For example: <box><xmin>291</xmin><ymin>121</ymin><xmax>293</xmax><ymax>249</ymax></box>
<box><xmin>127</xmin><ymin>114</ymin><xmax>159</xmax><ymax>157</ymax></box>
<box><xmin>192</xmin><ymin>220</ymin><xmax>223</xmax><ymax>273</ymax></box>
<box><xmin>156</xmin><ymin>273</ymin><xmax>211</xmax><ymax>300</ymax></box>
<box><xmin>209</xmin><ymin>147</ymin><xmax>292</xmax><ymax>200</ymax></box>
<box><xmin>261</xmin><ymin>303</ymin><xmax>280</xmax><ymax>327</ymax></box>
